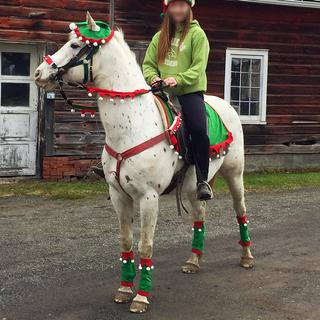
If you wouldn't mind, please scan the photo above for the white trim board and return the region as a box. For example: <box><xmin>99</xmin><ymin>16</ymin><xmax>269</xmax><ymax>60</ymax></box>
<box><xmin>232</xmin><ymin>0</ymin><xmax>320</xmax><ymax>9</ymax></box>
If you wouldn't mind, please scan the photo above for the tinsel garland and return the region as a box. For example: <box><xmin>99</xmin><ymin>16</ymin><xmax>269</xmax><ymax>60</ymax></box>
<box><xmin>237</xmin><ymin>215</ymin><xmax>252</xmax><ymax>247</ymax></box>
<box><xmin>120</xmin><ymin>251</ymin><xmax>136</xmax><ymax>287</ymax></box>
<box><xmin>192</xmin><ymin>221</ymin><xmax>205</xmax><ymax>255</ymax></box>
<box><xmin>86</xmin><ymin>87</ymin><xmax>150</xmax><ymax>102</ymax></box>
<box><xmin>137</xmin><ymin>258</ymin><xmax>154</xmax><ymax>297</ymax></box>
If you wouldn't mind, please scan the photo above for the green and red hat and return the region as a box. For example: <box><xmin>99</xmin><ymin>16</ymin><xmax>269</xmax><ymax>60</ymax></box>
<box><xmin>69</xmin><ymin>12</ymin><xmax>114</xmax><ymax>47</ymax></box>
<box><xmin>162</xmin><ymin>0</ymin><xmax>195</xmax><ymax>15</ymax></box>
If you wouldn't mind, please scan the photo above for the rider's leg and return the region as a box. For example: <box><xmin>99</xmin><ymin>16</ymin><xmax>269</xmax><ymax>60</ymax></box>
<box><xmin>178</xmin><ymin>92</ymin><xmax>212</xmax><ymax>200</ymax></box>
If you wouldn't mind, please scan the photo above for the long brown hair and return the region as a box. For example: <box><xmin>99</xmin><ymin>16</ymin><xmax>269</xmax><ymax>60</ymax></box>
<box><xmin>157</xmin><ymin>8</ymin><xmax>193</xmax><ymax>64</ymax></box>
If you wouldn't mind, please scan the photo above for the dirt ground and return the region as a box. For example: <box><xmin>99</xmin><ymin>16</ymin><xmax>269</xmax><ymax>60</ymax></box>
<box><xmin>0</xmin><ymin>188</ymin><xmax>319</xmax><ymax>320</ymax></box>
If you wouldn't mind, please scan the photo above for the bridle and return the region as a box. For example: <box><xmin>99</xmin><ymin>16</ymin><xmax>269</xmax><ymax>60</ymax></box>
<box><xmin>44</xmin><ymin>44</ymin><xmax>98</xmax><ymax>83</ymax></box>
<box><xmin>43</xmin><ymin>44</ymin><xmax>99</xmax><ymax>113</ymax></box>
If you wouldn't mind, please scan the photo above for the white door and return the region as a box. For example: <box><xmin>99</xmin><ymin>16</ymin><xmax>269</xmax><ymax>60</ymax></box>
<box><xmin>0</xmin><ymin>43</ymin><xmax>39</xmax><ymax>176</ymax></box>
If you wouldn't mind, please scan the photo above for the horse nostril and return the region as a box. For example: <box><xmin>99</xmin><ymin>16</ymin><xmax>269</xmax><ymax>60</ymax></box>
<box><xmin>34</xmin><ymin>69</ymin><xmax>41</xmax><ymax>79</ymax></box>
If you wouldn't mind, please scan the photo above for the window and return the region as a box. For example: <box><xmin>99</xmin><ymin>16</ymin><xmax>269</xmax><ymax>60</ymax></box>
<box><xmin>224</xmin><ymin>48</ymin><xmax>269</xmax><ymax>124</ymax></box>
<box><xmin>0</xmin><ymin>48</ymin><xmax>37</xmax><ymax>108</ymax></box>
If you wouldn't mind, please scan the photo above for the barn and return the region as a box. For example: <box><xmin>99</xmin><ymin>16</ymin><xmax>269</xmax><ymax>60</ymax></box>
<box><xmin>0</xmin><ymin>0</ymin><xmax>319</xmax><ymax>179</ymax></box>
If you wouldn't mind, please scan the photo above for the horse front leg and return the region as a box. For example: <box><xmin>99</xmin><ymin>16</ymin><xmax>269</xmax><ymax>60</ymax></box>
<box><xmin>130</xmin><ymin>190</ymin><xmax>159</xmax><ymax>314</ymax></box>
<box><xmin>109</xmin><ymin>186</ymin><xmax>136</xmax><ymax>304</ymax></box>
<box><xmin>182</xmin><ymin>192</ymin><xmax>207</xmax><ymax>274</ymax></box>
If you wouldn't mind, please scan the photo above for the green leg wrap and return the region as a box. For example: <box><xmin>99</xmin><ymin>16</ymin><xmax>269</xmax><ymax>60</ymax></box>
<box><xmin>120</xmin><ymin>251</ymin><xmax>136</xmax><ymax>287</ymax></box>
<box><xmin>137</xmin><ymin>258</ymin><xmax>154</xmax><ymax>297</ymax></box>
<box><xmin>237</xmin><ymin>216</ymin><xmax>252</xmax><ymax>247</ymax></box>
<box><xmin>192</xmin><ymin>221</ymin><xmax>205</xmax><ymax>255</ymax></box>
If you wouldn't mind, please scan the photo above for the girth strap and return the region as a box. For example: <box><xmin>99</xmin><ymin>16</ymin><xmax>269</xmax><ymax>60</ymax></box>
<box><xmin>105</xmin><ymin>132</ymin><xmax>167</xmax><ymax>193</ymax></box>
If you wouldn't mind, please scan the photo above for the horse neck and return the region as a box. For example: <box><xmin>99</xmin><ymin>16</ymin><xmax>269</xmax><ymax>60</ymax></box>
<box><xmin>94</xmin><ymin>39</ymin><xmax>163</xmax><ymax>150</ymax></box>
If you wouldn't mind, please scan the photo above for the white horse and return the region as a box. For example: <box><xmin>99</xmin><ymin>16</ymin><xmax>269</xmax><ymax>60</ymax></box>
<box><xmin>35</xmin><ymin>13</ymin><xmax>253</xmax><ymax>314</ymax></box>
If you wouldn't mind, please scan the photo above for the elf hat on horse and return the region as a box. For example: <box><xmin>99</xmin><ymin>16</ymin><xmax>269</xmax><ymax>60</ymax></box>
<box><xmin>34</xmin><ymin>8</ymin><xmax>253</xmax><ymax>314</ymax></box>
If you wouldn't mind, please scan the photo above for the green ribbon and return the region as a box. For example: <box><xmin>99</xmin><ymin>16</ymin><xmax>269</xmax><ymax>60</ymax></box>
<box><xmin>239</xmin><ymin>223</ymin><xmax>251</xmax><ymax>244</ymax></box>
<box><xmin>121</xmin><ymin>259</ymin><xmax>136</xmax><ymax>285</ymax></box>
<box><xmin>138</xmin><ymin>266</ymin><xmax>153</xmax><ymax>293</ymax></box>
<box><xmin>192</xmin><ymin>223</ymin><xmax>205</xmax><ymax>253</ymax></box>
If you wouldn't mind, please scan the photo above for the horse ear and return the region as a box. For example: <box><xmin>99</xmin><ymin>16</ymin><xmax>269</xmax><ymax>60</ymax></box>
<box><xmin>86</xmin><ymin>11</ymin><xmax>100</xmax><ymax>32</ymax></box>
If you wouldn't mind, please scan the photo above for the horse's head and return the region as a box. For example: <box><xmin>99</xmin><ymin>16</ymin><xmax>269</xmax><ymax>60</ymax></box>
<box><xmin>34</xmin><ymin>12</ymin><xmax>114</xmax><ymax>91</ymax></box>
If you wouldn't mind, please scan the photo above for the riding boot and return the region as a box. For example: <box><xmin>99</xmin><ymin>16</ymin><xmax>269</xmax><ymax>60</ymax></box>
<box><xmin>192</xmin><ymin>135</ymin><xmax>213</xmax><ymax>201</ymax></box>
<box><xmin>92</xmin><ymin>162</ymin><xmax>105</xmax><ymax>179</ymax></box>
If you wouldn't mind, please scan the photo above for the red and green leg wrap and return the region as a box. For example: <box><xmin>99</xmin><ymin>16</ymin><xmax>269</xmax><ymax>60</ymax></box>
<box><xmin>137</xmin><ymin>258</ymin><xmax>154</xmax><ymax>297</ymax></box>
<box><xmin>192</xmin><ymin>221</ymin><xmax>205</xmax><ymax>255</ymax></box>
<box><xmin>237</xmin><ymin>215</ymin><xmax>252</xmax><ymax>247</ymax></box>
<box><xmin>120</xmin><ymin>251</ymin><xmax>136</xmax><ymax>288</ymax></box>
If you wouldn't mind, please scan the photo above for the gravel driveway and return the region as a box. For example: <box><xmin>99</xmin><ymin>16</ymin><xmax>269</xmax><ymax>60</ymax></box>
<box><xmin>0</xmin><ymin>188</ymin><xmax>319</xmax><ymax>320</ymax></box>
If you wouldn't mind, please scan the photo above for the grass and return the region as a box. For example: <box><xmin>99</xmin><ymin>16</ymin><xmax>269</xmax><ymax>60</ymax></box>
<box><xmin>0</xmin><ymin>171</ymin><xmax>319</xmax><ymax>200</ymax></box>
<box><xmin>0</xmin><ymin>180</ymin><xmax>108</xmax><ymax>200</ymax></box>
<box><xmin>214</xmin><ymin>171</ymin><xmax>320</xmax><ymax>193</ymax></box>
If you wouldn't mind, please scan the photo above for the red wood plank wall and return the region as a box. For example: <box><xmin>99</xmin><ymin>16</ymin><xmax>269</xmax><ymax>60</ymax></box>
<box><xmin>0</xmin><ymin>0</ymin><xmax>319</xmax><ymax>178</ymax></box>
<box><xmin>117</xmin><ymin>0</ymin><xmax>320</xmax><ymax>155</ymax></box>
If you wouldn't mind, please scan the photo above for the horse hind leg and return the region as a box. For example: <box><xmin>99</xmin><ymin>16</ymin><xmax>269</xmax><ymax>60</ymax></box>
<box><xmin>181</xmin><ymin>192</ymin><xmax>207</xmax><ymax>274</ymax></box>
<box><xmin>219</xmin><ymin>166</ymin><xmax>254</xmax><ymax>268</ymax></box>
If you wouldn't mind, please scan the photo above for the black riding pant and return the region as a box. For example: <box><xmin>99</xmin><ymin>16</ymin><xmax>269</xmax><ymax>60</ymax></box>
<box><xmin>177</xmin><ymin>92</ymin><xmax>210</xmax><ymax>183</ymax></box>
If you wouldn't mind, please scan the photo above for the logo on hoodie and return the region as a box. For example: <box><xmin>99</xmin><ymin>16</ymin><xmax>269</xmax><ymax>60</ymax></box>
<box><xmin>164</xmin><ymin>37</ymin><xmax>186</xmax><ymax>67</ymax></box>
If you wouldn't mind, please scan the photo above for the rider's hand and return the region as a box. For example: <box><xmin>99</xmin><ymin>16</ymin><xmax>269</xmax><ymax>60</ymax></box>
<box><xmin>163</xmin><ymin>77</ymin><xmax>177</xmax><ymax>88</ymax></box>
<box><xmin>151</xmin><ymin>76</ymin><xmax>162</xmax><ymax>86</ymax></box>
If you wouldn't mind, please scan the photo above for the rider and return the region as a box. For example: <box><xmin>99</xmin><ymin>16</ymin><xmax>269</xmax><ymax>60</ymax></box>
<box><xmin>143</xmin><ymin>0</ymin><xmax>213</xmax><ymax>200</ymax></box>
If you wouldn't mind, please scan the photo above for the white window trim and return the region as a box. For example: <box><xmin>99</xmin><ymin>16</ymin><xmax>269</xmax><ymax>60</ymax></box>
<box><xmin>224</xmin><ymin>48</ymin><xmax>269</xmax><ymax>125</ymax></box>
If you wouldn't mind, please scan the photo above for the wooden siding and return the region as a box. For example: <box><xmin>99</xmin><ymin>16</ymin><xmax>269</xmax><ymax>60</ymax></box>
<box><xmin>116</xmin><ymin>0</ymin><xmax>320</xmax><ymax>155</ymax></box>
<box><xmin>0</xmin><ymin>0</ymin><xmax>110</xmax><ymax>42</ymax></box>
<box><xmin>0</xmin><ymin>0</ymin><xmax>110</xmax><ymax>158</ymax></box>
<box><xmin>0</xmin><ymin>0</ymin><xmax>319</xmax><ymax>158</ymax></box>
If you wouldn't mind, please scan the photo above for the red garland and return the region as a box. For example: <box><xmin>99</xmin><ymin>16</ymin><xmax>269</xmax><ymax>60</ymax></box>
<box><xmin>238</xmin><ymin>240</ymin><xmax>252</xmax><ymax>247</ymax></box>
<box><xmin>86</xmin><ymin>86</ymin><xmax>150</xmax><ymax>100</ymax></box>
<box><xmin>209</xmin><ymin>131</ymin><xmax>234</xmax><ymax>155</ymax></box>
<box><xmin>121</xmin><ymin>281</ymin><xmax>134</xmax><ymax>287</ymax></box>
<box><xmin>140</xmin><ymin>258</ymin><xmax>152</xmax><ymax>268</ymax></box>
<box><xmin>237</xmin><ymin>215</ymin><xmax>248</xmax><ymax>225</ymax></box>
<box><xmin>193</xmin><ymin>221</ymin><xmax>204</xmax><ymax>229</ymax></box>
<box><xmin>121</xmin><ymin>251</ymin><xmax>134</xmax><ymax>260</ymax></box>
<box><xmin>192</xmin><ymin>248</ymin><xmax>203</xmax><ymax>255</ymax></box>
<box><xmin>137</xmin><ymin>290</ymin><xmax>150</xmax><ymax>297</ymax></box>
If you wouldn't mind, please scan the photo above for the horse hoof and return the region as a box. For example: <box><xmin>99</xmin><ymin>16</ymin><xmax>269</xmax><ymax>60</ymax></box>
<box><xmin>181</xmin><ymin>262</ymin><xmax>200</xmax><ymax>274</ymax></box>
<box><xmin>240</xmin><ymin>256</ymin><xmax>254</xmax><ymax>269</ymax></box>
<box><xmin>114</xmin><ymin>291</ymin><xmax>133</xmax><ymax>304</ymax></box>
<box><xmin>130</xmin><ymin>301</ymin><xmax>149</xmax><ymax>313</ymax></box>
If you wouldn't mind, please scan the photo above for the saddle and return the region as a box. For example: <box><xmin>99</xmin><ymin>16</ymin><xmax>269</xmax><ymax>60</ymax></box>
<box><xmin>153</xmin><ymin>92</ymin><xmax>234</xmax><ymax>163</ymax></box>
<box><xmin>153</xmin><ymin>90</ymin><xmax>233</xmax><ymax>209</ymax></box>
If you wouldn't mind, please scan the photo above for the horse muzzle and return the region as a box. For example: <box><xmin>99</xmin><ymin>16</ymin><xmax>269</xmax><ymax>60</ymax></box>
<box><xmin>34</xmin><ymin>67</ymin><xmax>59</xmax><ymax>91</ymax></box>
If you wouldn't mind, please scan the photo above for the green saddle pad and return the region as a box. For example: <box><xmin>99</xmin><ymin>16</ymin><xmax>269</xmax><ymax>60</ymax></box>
<box><xmin>159</xmin><ymin>97</ymin><xmax>233</xmax><ymax>157</ymax></box>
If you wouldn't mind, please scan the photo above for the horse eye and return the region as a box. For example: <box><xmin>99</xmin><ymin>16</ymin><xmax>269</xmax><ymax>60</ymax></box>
<box><xmin>71</xmin><ymin>43</ymin><xmax>80</xmax><ymax>49</ymax></box>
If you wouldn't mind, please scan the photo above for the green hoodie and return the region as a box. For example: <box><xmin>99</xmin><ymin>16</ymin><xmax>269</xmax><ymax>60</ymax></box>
<box><xmin>143</xmin><ymin>20</ymin><xmax>210</xmax><ymax>96</ymax></box>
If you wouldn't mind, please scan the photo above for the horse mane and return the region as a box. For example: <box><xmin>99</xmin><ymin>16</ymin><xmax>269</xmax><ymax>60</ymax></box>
<box><xmin>113</xmin><ymin>29</ymin><xmax>140</xmax><ymax>65</ymax></box>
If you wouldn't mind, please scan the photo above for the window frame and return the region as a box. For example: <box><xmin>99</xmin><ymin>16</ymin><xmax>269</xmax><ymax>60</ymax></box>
<box><xmin>224</xmin><ymin>48</ymin><xmax>269</xmax><ymax>125</ymax></box>
<box><xmin>0</xmin><ymin>44</ymin><xmax>38</xmax><ymax>110</ymax></box>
